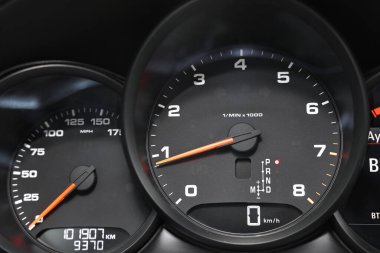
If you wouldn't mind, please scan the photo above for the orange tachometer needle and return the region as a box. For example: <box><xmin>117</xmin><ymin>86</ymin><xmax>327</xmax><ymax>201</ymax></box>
<box><xmin>156</xmin><ymin>138</ymin><xmax>234</xmax><ymax>166</ymax></box>
<box><xmin>155</xmin><ymin>130</ymin><xmax>261</xmax><ymax>166</ymax></box>
<box><xmin>28</xmin><ymin>166</ymin><xmax>95</xmax><ymax>231</ymax></box>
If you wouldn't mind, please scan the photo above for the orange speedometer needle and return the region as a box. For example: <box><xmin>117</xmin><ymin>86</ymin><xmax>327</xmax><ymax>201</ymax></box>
<box><xmin>28</xmin><ymin>166</ymin><xmax>95</xmax><ymax>231</ymax></box>
<box><xmin>155</xmin><ymin>130</ymin><xmax>261</xmax><ymax>166</ymax></box>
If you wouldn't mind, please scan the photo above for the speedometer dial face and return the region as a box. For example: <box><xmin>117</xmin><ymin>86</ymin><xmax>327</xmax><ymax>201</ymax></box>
<box><xmin>147</xmin><ymin>48</ymin><xmax>341</xmax><ymax>234</ymax></box>
<box><xmin>9</xmin><ymin>106</ymin><xmax>151</xmax><ymax>253</ymax></box>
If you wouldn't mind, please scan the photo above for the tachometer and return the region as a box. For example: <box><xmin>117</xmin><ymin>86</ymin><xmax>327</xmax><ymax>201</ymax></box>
<box><xmin>123</xmin><ymin>0</ymin><xmax>368</xmax><ymax>250</ymax></box>
<box><xmin>148</xmin><ymin>48</ymin><xmax>341</xmax><ymax>234</ymax></box>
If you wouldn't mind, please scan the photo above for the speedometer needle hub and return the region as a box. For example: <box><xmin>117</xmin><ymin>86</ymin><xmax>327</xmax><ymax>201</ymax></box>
<box><xmin>28</xmin><ymin>165</ymin><xmax>96</xmax><ymax>231</ymax></box>
<box><xmin>155</xmin><ymin>130</ymin><xmax>261</xmax><ymax>166</ymax></box>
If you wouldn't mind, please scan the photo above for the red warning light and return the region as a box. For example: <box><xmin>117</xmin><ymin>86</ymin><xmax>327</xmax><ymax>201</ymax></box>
<box><xmin>371</xmin><ymin>107</ymin><xmax>380</xmax><ymax>118</ymax></box>
<box><xmin>275</xmin><ymin>160</ymin><xmax>280</xmax><ymax>165</ymax></box>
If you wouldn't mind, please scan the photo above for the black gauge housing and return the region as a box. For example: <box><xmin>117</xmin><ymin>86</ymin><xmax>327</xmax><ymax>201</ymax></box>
<box><xmin>123</xmin><ymin>0</ymin><xmax>368</xmax><ymax>251</ymax></box>
<box><xmin>0</xmin><ymin>61</ymin><xmax>157</xmax><ymax>253</ymax></box>
<box><xmin>334</xmin><ymin>69</ymin><xmax>380</xmax><ymax>253</ymax></box>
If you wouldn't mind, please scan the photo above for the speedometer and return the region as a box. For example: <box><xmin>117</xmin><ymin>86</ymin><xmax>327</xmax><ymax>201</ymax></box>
<box><xmin>0</xmin><ymin>62</ymin><xmax>157</xmax><ymax>253</ymax></box>
<box><xmin>148</xmin><ymin>48</ymin><xmax>341</xmax><ymax>234</ymax></box>
<box><xmin>10</xmin><ymin>107</ymin><xmax>130</xmax><ymax>252</ymax></box>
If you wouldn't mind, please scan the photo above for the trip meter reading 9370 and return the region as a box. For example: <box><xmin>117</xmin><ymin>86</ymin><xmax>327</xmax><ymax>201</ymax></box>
<box><xmin>147</xmin><ymin>48</ymin><xmax>341</xmax><ymax>234</ymax></box>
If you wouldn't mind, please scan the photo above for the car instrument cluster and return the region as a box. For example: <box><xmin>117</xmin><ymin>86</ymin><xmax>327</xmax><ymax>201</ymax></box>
<box><xmin>0</xmin><ymin>0</ymin><xmax>378</xmax><ymax>252</ymax></box>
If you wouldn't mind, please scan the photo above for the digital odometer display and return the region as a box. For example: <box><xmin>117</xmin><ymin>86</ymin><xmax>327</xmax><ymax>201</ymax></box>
<box><xmin>39</xmin><ymin>227</ymin><xmax>129</xmax><ymax>252</ymax></box>
<box><xmin>147</xmin><ymin>48</ymin><xmax>342</xmax><ymax>234</ymax></box>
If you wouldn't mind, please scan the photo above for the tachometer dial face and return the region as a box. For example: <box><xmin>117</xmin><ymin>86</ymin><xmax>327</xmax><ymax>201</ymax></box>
<box><xmin>147</xmin><ymin>48</ymin><xmax>341</xmax><ymax>234</ymax></box>
<box><xmin>9</xmin><ymin>106</ymin><xmax>150</xmax><ymax>253</ymax></box>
